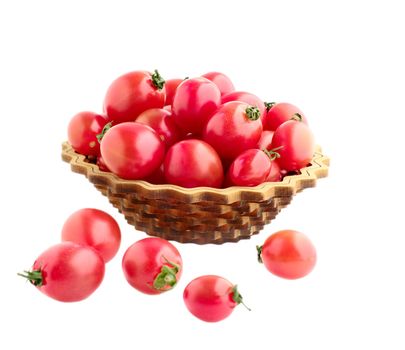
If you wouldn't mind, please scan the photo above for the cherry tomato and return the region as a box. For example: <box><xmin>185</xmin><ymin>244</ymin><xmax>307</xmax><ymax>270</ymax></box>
<box><xmin>122</xmin><ymin>237</ymin><xmax>183</xmax><ymax>295</ymax></box>
<box><xmin>61</xmin><ymin>208</ymin><xmax>121</xmax><ymax>263</ymax></box>
<box><xmin>202</xmin><ymin>101</ymin><xmax>263</xmax><ymax>161</ymax></box>
<box><xmin>172</xmin><ymin>77</ymin><xmax>221</xmax><ymax>135</ymax></box>
<box><xmin>227</xmin><ymin>149</ymin><xmax>271</xmax><ymax>187</ymax></box>
<box><xmin>257</xmin><ymin>230</ymin><xmax>317</xmax><ymax>279</ymax></box>
<box><xmin>164</xmin><ymin>139</ymin><xmax>224</xmax><ymax>188</ymax></box>
<box><xmin>265</xmin><ymin>160</ymin><xmax>282</xmax><ymax>182</ymax></box>
<box><xmin>67</xmin><ymin>111</ymin><xmax>107</xmax><ymax>156</ymax></box>
<box><xmin>222</xmin><ymin>91</ymin><xmax>265</xmax><ymax>118</ymax></box>
<box><xmin>103</xmin><ymin>70</ymin><xmax>166</xmax><ymax>124</ymax></box>
<box><xmin>100</xmin><ymin>122</ymin><xmax>165</xmax><ymax>180</ymax></box>
<box><xmin>270</xmin><ymin>119</ymin><xmax>315</xmax><ymax>171</ymax></box>
<box><xmin>202</xmin><ymin>71</ymin><xmax>235</xmax><ymax>96</ymax></box>
<box><xmin>96</xmin><ymin>155</ymin><xmax>110</xmax><ymax>172</ymax></box>
<box><xmin>262</xmin><ymin>102</ymin><xmax>308</xmax><ymax>131</ymax></box>
<box><xmin>257</xmin><ymin>130</ymin><xmax>274</xmax><ymax>150</ymax></box>
<box><xmin>144</xmin><ymin>164</ymin><xmax>166</xmax><ymax>184</ymax></box>
<box><xmin>19</xmin><ymin>242</ymin><xmax>105</xmax><ymax>302</ymax></box>
<box><xmin>136</xmin><ymin>108</ymin><xmax>182</xmax><ymax>149</ymax></box>
<box><xmin>164</xmin><ymin>78</ymin><xmax>183</xmax><ymax>106</ymax></box>
<box><xmin>183</xmin><ymin>275</ymin><xmax>249</xmax><ymax>322</ymax></box>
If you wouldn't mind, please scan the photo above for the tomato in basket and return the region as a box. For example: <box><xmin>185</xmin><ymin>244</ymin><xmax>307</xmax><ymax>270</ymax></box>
<box><xmin>100</xmin><ymin>122</ymin><xmax>165</xmax><ymax>180</ymax></box>
<box><xmin>104</xmin><ymin>70</ymin><xmax>166</xmax><ymax>124</ymax></box>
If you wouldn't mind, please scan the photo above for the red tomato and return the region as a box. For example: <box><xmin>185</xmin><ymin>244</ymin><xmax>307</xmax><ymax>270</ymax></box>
<box><xmin>19</xmin><ymin>242</ymin><xmax>105</xmax><ymax>302</ymax></box>
<box><xmin>221</xmin><ymin>91</ymin><xmax>265</xmax><ymax>118</ymax></box>
<box><xmin>227</xmin><ymin>149</ymin><xmax>271</xmax><ymax>187</ymax></box>
<box><xmin>202</xmin><ymin>72</ymin><xmax>235</xmax><ymax>96</ymax></box>
<box><xmin>257</xmin><ymin>130</ymin><xmax>274</xmax><ymax>150</ymax></box>
<box><xmin>203</xmin><ymin>102</ymin><xmax>263</xmax><ymax>161</ymax></box>
<box><xmin>164</xmin><ymin>139</ymin><xmax>223</xmax><ymax>188</ymax></box>
<box><xmin>61</xmin><ymin>208</ymin><xmax>121</xmax><ymax>263</ymax></box>
<box><xmin>96</xmin><ymin>155</ymin><xmax>110</xmax><ymax>172</ymax></box>
<box><xmin>104</xmin><ymin>70</ymin><xmax>166</xmax><ymax>124</ymax></box>
<box><xmin>172</xmin><ymin>77</ymin><xmax>221</xmax><ymax>135</ymax></box>
<box><xmin>265</xmin><ymin>160</ymin><xmax>282</xmax><ymax>182</ymax></box>
<box><xmin>144</xmin><ymin>164</ymin><xmax>166</xmax><ymax>184</ymax></box>
<box><xmin>262</xmin><ymin>102</ymin><xmax>308</xmax><ymax>131</ymax></box>
<box><xmin>183</xmin><ymin>275</ymin><xmax>249</xmax><ymax>322</ymax></box>
<box><xmin>270</xmin><ymin>120</ymin><xmax>315</xmax><ymax>171</ymax></box>
<box><xmin>67</xmin><ymin>111</ymin><xmax>107</xmax><ymax>156</ymax></box>
<box><xmin>164</xmin><ymin>78</ymin><xmax>183</xmax><ymax>106</ymax></box>
<box><xmin>122</xmin><ymin>237</ymin><xmax>183</xmax><ymax>295</ymax></box>
<box><xmin>258</xmin><ymin>230</ymin><xmax>317</xmax><ymax>279</ymax></box>
<box><xmin>136</xmin><ymin>108</ymin><xmax>182</xmax><ymax>149</ymax></box>
<box><xmin>100</xmin><ymin>122</ymin><xmax>165</xmax><ymax>180</ymax></box>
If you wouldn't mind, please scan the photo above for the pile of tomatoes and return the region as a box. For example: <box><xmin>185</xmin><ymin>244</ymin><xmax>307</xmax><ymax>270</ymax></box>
<box><xmin>20</xmin><ymin>208</ymin><xmax>316</xmax><ymax>322</ymax></box>
<box><xmin>67</xmin><ymin>70</ymin><xmax>315</xmax><ymax>187</ymax></box>
<box><xmin>20</xmin><ymin>70</ymin><xmax>319</xmax><ymax>323</ymax></box>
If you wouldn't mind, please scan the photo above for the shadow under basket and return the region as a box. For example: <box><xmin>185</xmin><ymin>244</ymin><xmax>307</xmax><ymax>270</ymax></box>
<box><xmin>62</xmin><ymin>142</ymin><xmax>329</xmax><ymax>244</ymax></box>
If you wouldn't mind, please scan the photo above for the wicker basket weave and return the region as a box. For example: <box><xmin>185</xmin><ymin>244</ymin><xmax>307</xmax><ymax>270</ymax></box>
<box><xmin>62</xmin><ymin>142</ymin><xmax>329</xmax><ymax>244</ymax></box>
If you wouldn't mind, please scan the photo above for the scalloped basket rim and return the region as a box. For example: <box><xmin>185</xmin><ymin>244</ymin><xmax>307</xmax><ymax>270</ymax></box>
<box><xmin>61</xmin><ymin>141</ymin><xmax>329</xmax><ymax>205</ymax></box>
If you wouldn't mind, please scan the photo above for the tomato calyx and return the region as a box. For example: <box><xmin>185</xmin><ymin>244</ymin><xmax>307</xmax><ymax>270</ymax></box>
<box><xmin>151</xmin><ymin>69</ymin><xmax>165</xmax><ymax>90</ymax></box>
<box><xmin>231</xmin><ymin>285</ymin><xmax>251</xmax><ymax>311</ymax></box>
<box><xmin>245</xmin><ymin>106</ymin><xmax>261</xmax><ymax>121</ymax></box>
<box><xmin>256</xmin><ymin>245</ymin><xmax>263</xmax><ymax>263</ymax></box>
<box><xmin>264</xmin><ymin>101</ymin><xmax>276</xmax><ymax>112</ymax></box>
<box><xmin>291</xmin><ymin>113</ymin><xmax>303</xmax><ymax>122</ymax></box>
<box><xmin>96</xmin><ymin>122</ymin><xmax>113</xmax><ymax>143</ymax></box>
<box><xmin>153</xmin><ymin>256</ymin><xmax>180</xmax><ymax>291</ymax></box>
<box><xmin>263</xmin><ymin>146</ymin><xmax>283</xmax><ymax>161</ymax></box>
<box><xmin>18</xmin><ymin>269</ymin><xmax>43</xmax><ymax>287</ymax></box>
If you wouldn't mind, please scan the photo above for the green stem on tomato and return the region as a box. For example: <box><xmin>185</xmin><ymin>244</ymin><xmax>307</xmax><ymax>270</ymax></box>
<box><xmin>151</xmin><ymin>69</ymin><xmax>165</xmax><ymax>90</ymax></box>
<box><xmin>245</xmin><ymin>106</ymin><xmax>261</xmax><ymax>121</ymax></box>
<box><xmin>96</xmin><ymin>122</ymin><xmax>113</xmax><ymax>143</ymax></box>
<box><xmin>17</xmin><ymin>269</ymin><xmax>43</xmax><ymax>287</ymax></box>
<box><xmin>263</xmin><ymin>146</ymin><xmax>283</xmax><ymax>161</ymax></box>
<box><xmin>153</xmin><ymin>256</ymin><xmax>180</xmax><ymax>291</ymax></box>
<box><xmin>291</xmin><ymin>113</ymin><xmax>303</xmax><ymax>122</ymax></box>
<box><xmin>264</xmin><ymin>102</ymin><xmax>276</xmax><ymax>112</ymax></box>
<box><xmin>232</xmin><ymin>285</ymin><xmax>251</xmax><ymax>311</ymax></box>
<box><xmin>256</xmin><ymin>245</ymin><xmax>263</xmax><ymax>263</ymax></box>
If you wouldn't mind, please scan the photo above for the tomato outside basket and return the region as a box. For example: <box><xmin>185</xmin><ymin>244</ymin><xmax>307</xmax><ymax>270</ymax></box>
<box><xmin>61</xmin><ymin>142</ymin><xmax>329</xmax><ymax>244</ymax></box>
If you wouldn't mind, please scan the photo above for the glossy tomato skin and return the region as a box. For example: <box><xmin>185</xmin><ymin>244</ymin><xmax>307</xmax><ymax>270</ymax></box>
<box><xmin>257</xmin><ymin>130</ymin><xmax>274</xmax><ymax>150</ymax></box>
<box><xmin>227</xmin><ymin>149</ymin><xmax>271</xmax><ymax>187</ymax></box>
<box><xmin>202</xmin><ymin>101</ymin><xmax>263</xmax><ymax>161</ymax></box>
<box><xmin>265</xmin><ymin>160</ymin><xmax>282</xmax><ymax>182</ymax></box>
<box><xmin>202</xmin><ymin>72</ymin><xmax>235</xmax><ymax>96</ymax></box>
<box><xmin>172</xmin><ymin>77</ymin><xmax>221</xmax><ymax>135</ymax></box>
<box><xmin>100</xmin><ymin>122</ymin><xmax>165</xmax><ymax>180</ymax></box>
<box><xmin>183</xmin><ymin>275</ymin><xmax>237</xmax><ymax>322</ymax></box>
<box><xmin>164</xmin><ymin>139</ymin><xmax>224</xmax><ymax>188</ymax></box>
<box><xmin>222</xmin><ymin>91</ymin><xmax>265</xmax><ymax>118</ymax></box>
<box><xmin>30</xmin><ymin>242</ymin><xmax>105</xmax><ymax>302</ymax></box>
<box><xmin>164</xmin><ymin>78</ymin><xmax>183</xmax><ymax>106</ymax></box>
<box><xmin>259</xmin><ymin>230</ymin><xmax>316</xmax><ymax>279</ymax></box>
<box><xmin>270</xmin><ymin>120</ymin><xmax>315</xmax><ymax>171</ymax></box>
<box><xmin>67</xmin><ymin>111</ymin><xmax>107</xmax><ymax>156</ymax></box>
<box><xmin>122</xmin><ymin>237</ymin><xmax>183</xmax><ymax>295</ymax></box>
<box><xmin>61</xmin><ymin>208</ymin><xmax>121</xmax><ymax>263</ymax></box>
<box><xmin>263</xmin><ymin>102</ymin><xmax>308</xmax><ymax>131</ymax></box>
<box><xmin>104</xmin><ymin>70</ymin><xmax>165</xmax><ymax>124</ymax></box>
<box><xmin>136</xmin><ymin>108</ymin><xmax>181</xmax><ymax>149</ymax></box>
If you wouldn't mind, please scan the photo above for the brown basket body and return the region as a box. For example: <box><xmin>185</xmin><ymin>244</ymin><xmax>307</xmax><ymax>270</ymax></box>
<box><xmin>62</xmin><ymin>142</ymin><xmax>329</xmax><ymax>244</ymax></box>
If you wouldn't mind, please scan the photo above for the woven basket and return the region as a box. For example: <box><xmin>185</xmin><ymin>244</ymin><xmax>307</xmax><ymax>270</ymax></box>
<box><xmin>61</xmin><ymin>142</ymin><xmax>329</xmax><ymax>244</ymax></box>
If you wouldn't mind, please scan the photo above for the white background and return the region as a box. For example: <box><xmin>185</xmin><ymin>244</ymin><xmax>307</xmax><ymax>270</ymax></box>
<box><xmin>1</xmin><ymin>1</ymin><xmax>404</xmax><ymax>349</ymax></box>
